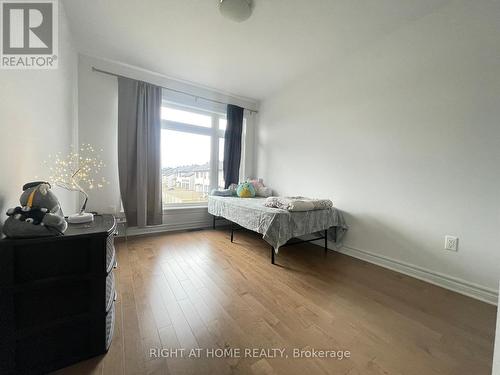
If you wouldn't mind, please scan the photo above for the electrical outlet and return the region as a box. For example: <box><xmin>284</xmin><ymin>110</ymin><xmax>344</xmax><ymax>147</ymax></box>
<box><xmin>444</xmin><ymin>235</ymin><xmax>458</xmax><ymax>251</ymax></box>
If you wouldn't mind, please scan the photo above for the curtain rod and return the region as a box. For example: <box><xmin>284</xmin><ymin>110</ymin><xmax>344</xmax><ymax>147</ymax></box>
<box><xmin>91</xmin><ymin>66</ymin><xmax>258</xmax><ymax>114</ymax></box>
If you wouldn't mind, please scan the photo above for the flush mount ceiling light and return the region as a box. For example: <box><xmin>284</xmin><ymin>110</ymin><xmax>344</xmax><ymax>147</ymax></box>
<box><xmin>218</xmin><ymin>0</ymin><xmax>253</xmax><ymax>22</ymax></box>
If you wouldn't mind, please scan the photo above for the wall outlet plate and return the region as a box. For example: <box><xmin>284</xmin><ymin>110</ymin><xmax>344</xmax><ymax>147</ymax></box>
<box><xmin>444</xmin><ymin>235</ymin><xmax>458</xmax><ymax>251</ymax></box>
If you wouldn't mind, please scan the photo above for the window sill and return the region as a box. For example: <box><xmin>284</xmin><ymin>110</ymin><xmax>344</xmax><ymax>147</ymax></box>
<box><xmin>163</xmin><ymin>204</ymin><xmax>208</xmax><ymax>213</ymax></box>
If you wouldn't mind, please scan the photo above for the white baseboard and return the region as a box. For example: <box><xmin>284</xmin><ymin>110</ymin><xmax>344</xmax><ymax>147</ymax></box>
<box><xmin>335</xmin><ymin>243</ymin><xmax>498</xmax><ymax>305</ymax></box>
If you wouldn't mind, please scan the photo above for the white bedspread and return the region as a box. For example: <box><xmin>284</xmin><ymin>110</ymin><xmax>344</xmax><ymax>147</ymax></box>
<box><xmin>208</xmin><ymin>196</ymin><xmax>347</xmax><ymax>252</ymax></box>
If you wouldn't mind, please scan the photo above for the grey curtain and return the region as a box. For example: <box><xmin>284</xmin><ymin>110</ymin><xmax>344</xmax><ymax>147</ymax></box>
<box><xmin>223</xmin><ymin>104</ymin><xmax>244</xmax><ymax>188</ymax></box>
<box><xmin>117</xmin><ymin>77</ymin><xmax>162</xmax><ymax>227</ymax></box>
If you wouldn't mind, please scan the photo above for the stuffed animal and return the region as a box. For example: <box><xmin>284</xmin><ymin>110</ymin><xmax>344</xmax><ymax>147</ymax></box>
<box><xmin>2</xmin><ymin>181</ymin><xmax>68</xmax><ymax>238</ymax></box>
<box><xmin>236</xmin><ymin>182</ymin><xmax>256</xmax><ymax>198</ymax></box>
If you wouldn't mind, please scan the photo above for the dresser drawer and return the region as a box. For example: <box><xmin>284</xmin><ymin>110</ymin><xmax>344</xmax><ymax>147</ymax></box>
<box><xmin>1</xmin><ymin>236</ymin><xmax>111</xmax><ymax>285</ymax></box>
<box><xmin>14</xmin><ymin>312</ymin><xmax>110</xmax><ymax>374</ymax></box>
<box><xmin>105</xmin><ymin>271</ymin><xmax>116</xmax><ymax>312</ymax></box>
<box><xmin>105</xmin><ymin>301</ymin><xmax>116</xmax><ymax>351</ymax></box>
<box><xmin>106</xmin><ymin>234</ymin><xmax>116</xmax><ymax>273</ymax></box>
<box><xmin>14</xmin><ymin>277</ymin><xmax>105</xmax><ymax>330</ymax></box>
<box><xmin>13</xmin><ymin>240</ymin><xmax>91</xmax><ymax>282</ymax></box>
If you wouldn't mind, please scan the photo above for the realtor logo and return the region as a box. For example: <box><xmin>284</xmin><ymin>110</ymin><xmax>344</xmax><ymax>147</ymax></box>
<box><xmin>1</xmin><ymin>0</ymin><xmax>58</xmax><ymax>69</ymax></box>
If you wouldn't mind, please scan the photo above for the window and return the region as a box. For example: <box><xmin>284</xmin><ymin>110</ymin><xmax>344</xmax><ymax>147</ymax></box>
<box><xmin>161</xmin><ymin>107</ymin><xmax>211</xmax><ymax>128</ymax></box>
<box><xmin>161</xmin><ymin>130</ymin><xmax>211</xmax><ymax>205</ymax></box>
<box><xmin>161</xmin><ymin>102</ymin><xmax>241</xmax><ymax>208</ymax></box>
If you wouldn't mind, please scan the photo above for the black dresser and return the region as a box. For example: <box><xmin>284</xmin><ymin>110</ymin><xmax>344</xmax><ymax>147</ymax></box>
<box><xmin>0</xmin><ymin>214</ymin><xmax>117</xmax><ymax>374</ymax></box>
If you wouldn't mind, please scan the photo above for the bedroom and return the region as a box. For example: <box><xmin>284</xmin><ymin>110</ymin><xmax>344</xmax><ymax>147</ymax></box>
<box><xmin>0</xmin><ymin>0</ymin><xmax>499</xmax><ymax>374</ymax></box>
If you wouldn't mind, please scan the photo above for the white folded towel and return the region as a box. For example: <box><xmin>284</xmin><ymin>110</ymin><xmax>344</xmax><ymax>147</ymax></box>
<box><xmin>264</xmin><ymin>196</ymin><xmax>333</xmax><ymax>211</ymax></box>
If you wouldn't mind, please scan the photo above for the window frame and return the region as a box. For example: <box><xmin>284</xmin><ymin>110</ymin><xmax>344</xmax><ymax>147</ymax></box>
<box><xmin>161</xmin><ymin>101</ymin><xmax>228</xmax><ymax>210</ymax></box>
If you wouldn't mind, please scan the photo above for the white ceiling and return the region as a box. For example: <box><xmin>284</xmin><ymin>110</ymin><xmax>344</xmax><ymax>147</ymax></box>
<box><xmin>63</xmin><ymin>0</ymin><xmax>449</xmax><ymax>101</ymax></box>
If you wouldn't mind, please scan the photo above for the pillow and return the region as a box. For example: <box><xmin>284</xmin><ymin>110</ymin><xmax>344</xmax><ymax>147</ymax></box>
<box><xmin>236</xmin><ymin>182</ymin><xmax>256</xmax><ymax>198</ymax></box>
<box><xmin>255</xmin><ymin>186</ymin><xmax>273</xmax><ymax>197</ymax></box>
<box><xmin>247</xmin><ymin>178</ymin><xmax>264</xmax><ymax>190</ymax></box>
<box><xmin>210</xmin><ymin>189</ymin><xmax>233</xmax><ymax>197</ymax></box>
<box><xmin>227</xmin><ymin>183</ymin><xmax>239</xmax><ymax>196</ymax></box>
<box><xmin>287</xmin><ymin>200</ymin><xmax>315</xmax><ymax>211</ymax></box>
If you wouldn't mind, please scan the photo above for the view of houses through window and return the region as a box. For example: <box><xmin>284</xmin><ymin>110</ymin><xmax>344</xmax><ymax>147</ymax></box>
<box><xmin>161</xmin><ymin>104</ymin><xmax>233</xmax><ymax>207</ymax></box>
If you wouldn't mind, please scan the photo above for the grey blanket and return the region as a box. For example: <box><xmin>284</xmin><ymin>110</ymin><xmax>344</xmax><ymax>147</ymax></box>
<box><xmin>208</xmin><ymin>196</ymin><xmax>348</xmax><ymax>252</ymax></box>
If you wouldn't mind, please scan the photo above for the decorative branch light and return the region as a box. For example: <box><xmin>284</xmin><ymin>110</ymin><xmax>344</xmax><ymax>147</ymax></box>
<box><xmin>46</xmin><ymin>144</ymin><xmax>107</xmax><ymax>223</ymax></box>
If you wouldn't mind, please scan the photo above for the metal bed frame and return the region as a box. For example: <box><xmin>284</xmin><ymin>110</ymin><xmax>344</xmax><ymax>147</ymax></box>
<box><xmin>212</xmin><ymin>215</ymin><xmax>337</xmax><ymax>265</ymax></box>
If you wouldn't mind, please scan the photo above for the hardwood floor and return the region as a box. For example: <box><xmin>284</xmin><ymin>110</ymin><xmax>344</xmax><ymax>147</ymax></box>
<box><xmin>53</xmin><ymin>229</ymin><xmax>497</xmax><ymax>375</ymax></box>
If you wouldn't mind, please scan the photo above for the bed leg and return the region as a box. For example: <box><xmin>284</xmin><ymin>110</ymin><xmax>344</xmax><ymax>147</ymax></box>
<box><xmin>212</xmin><ymin>215</ymin><xmax>216</xmax><ymax>230</ymax></box>
<box><xmin>271</xmin><ymin>246</ymin><xmax>275</xmax><ymax>264</ymax></box>
<box><xmin>324</xmin><ymin>229</ymin><xmax>328</xmax><ymax>253</ymax></box>
<box><xmin>230</xmin><ymin>223</ymin><xmax>234</xmax><ymax>243</ymax></box>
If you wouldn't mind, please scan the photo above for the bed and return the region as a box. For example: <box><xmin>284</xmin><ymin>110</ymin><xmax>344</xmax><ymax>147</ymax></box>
<box><xmin>208</xmin><ymin>196</ymin><xmax>347</xmax><ymax>264</ymax></box>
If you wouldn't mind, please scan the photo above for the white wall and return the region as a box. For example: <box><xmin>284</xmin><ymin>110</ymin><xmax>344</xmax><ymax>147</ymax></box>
<box><xmin>0</xmin><ymin>3</ymin><xmax>78</xmax><ymax>224</ymax></box>
<box><xmin>78</xmin><ymin>54</ymin><xmax>259</xmax><ymax>222</ymax></box>
<box><xmin>256</xmin><ymin>0</ymin><xmax>500</xmax><ymax>303</ymax></box>
<box><xmin>78</xmin><ymin>55</ymin><xmax>121</xmax><ymax>214</ymax></box>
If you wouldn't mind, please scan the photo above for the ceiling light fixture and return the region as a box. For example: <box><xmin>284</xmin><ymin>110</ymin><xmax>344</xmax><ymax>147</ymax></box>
<box><xmin>218</xmin><ymin>0</ymin><xmax>253</xmax><ymax>23</ymax></box>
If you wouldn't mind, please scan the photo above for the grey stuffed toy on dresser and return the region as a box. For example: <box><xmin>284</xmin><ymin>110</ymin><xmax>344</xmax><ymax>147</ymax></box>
<box><xmin>2</xmin><ymin>181</ymin><xmax>68</xmax><ymax>238</ymax></box>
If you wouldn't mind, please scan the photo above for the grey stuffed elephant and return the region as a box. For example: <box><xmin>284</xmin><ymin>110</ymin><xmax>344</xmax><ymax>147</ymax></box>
<box><xmin>2</xmin><ymin>181</ymin><xmax>68</xmax><ymax>238</ymax></box>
